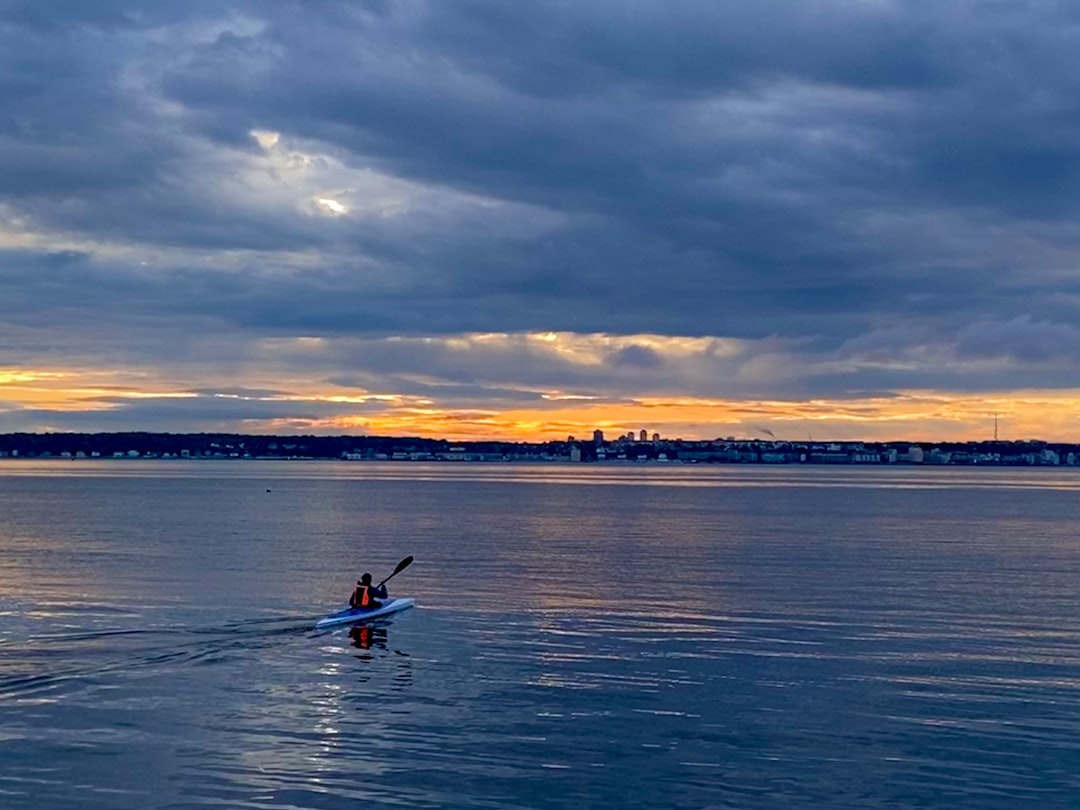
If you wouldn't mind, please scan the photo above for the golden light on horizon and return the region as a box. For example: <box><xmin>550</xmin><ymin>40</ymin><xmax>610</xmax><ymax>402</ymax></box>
<box><xmin>2</xmin><ymin>364</ymin><xmax>1078</xmax><ymax>443</ymax></box>
<box><xmin>0</xmin><ymin>366</ymin><xmax>198</xmax><ymax>412</ymax></box>
<box><xmin>0</xmin><ymin>370</ymin><xmax>69</xmax><ymax>384</ymax></box>
<box><xmin>318</xmin><ymin>390</ymin><xmax>1080</xmax><ymax>443</ymax></box>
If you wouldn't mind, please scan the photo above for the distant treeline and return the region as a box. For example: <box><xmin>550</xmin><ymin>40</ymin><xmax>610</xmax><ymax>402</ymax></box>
<box><xmin>0</xmin><ymin>432</ymin><xmax>573</xmax><ymax>460</ymax></box>
<box><xmin>1</xmin><ymin>431</ymin><xmax>1079</xmax><ymax>466</ymax></box>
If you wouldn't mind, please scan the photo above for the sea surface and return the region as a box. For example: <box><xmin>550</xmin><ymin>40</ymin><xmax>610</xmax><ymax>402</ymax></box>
<box><xmin>2</xmin><ymin>460</ymin><xmax>1080</xmax><ymax>808</ymax></box>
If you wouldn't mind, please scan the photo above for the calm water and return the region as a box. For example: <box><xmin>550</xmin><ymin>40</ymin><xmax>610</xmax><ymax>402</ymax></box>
<box><xmin>3</xmin><ymin>461</ymin><xmax>1080</xmax><ymax>808</ymax></box>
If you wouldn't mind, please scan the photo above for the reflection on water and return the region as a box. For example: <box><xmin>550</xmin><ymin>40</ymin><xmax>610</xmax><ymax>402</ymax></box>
<box><xmin>344</xmin><ymin>621</ymin><xmax>415</xmax><ymax>674</ymax></box>
<box><xmin>4</xmin><ymin>457</ymin><xmax>1080</xmax><ymax>491</ymax></box>
<box><xmin>349</xmin><ymin>623</ymin><xmax>387</xmax><ymax>650</ymax></box>
<box><xmin>2</xmin><ymin>461</ymin><xmax>1080</xmax><ymax>808</ymax></box>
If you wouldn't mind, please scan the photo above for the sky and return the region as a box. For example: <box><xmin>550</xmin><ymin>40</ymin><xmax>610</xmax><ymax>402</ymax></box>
<box><xmin>2</xmin><ymin>0</ymin><xmax>1080</xmax><ymax>443</ymax></box>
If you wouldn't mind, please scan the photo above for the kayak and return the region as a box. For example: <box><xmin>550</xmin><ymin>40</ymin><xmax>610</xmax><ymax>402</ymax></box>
<box><xmin>315</xmin><ymin>597</ymin><xmax>415</xmax><ymax>629</ymax></box>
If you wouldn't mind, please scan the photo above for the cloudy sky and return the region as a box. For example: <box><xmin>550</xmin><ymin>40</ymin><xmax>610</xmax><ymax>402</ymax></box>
<box><xmin>2</xmin><ymin>0</ymin><xmax>1079</xmax><ymax>442</ymax></box>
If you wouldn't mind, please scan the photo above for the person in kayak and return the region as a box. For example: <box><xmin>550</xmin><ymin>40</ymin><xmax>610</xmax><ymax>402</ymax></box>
<box><xmin>349</xmin><ymin>573</ymin><xmax>387</xmax><ymax>610</ymax></box>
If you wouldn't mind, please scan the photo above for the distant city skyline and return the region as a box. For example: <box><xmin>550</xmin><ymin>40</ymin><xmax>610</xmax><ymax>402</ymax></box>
<box><xmin>3</xmin><ymin>431</ymin><xmax>1077</xmax><ymax>469</ymax></box>
<box><xmin>2</xmin><ymin>4</ymin><xmax>1080</xmax><ymax>441</ymax></box>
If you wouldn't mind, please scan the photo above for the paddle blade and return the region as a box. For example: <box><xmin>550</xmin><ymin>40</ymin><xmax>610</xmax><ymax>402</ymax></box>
<box><xmin>379</xmin><ymin>555</ymin><xmax>414</xmax><ymax>587</ymax></box>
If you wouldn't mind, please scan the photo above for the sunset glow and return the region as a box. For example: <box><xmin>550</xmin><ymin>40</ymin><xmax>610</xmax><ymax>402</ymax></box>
<box><xmin>4</xmin><ymin>361</ymin><xmax>1077</xmax><ymax>442</ymax></box>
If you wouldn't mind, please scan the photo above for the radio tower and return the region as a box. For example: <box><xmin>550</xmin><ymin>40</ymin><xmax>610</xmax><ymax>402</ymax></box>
<box><xmin>994</xmin><ymin>413</ymin><xmax>999</xmax><ymax>441</ymax></box>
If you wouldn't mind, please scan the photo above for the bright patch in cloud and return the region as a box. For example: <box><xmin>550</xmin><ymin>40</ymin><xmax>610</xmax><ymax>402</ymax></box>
<box><xmin>315</xmin><ymin>197</ymin><xmax>348</xmax><ymax>215</ymax></box>
<box><xmin>111</xmin><ymin>391</ymin><xmax>200</xmax><ymax>400</ymax></box>
<box><xmin>250</xmin><ymin>129</ymin><xmax>281</xmax><ymax>150</ymax></box>
<box><xmin>0</xmin><ymin>369</ymin><xmax>68</xmax><ymax>384</ymax></box>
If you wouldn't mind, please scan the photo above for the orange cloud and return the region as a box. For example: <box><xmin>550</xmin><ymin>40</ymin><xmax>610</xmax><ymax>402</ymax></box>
<box><xmin>312</xmin><ymin>391</ymin><xmax>1080</xmax><ymax>442</ymax></box>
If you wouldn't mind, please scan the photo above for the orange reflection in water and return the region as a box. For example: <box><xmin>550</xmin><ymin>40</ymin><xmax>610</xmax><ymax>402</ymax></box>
<box><xmin>348</xmin><ymin>624</ymin><xmax>388</xmax><ymax>651</ymax></box>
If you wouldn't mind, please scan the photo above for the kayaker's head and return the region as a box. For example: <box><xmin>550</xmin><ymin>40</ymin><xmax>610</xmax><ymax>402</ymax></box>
<box><xmin>359</xmin><ymin>573</ymin><xmax>372</xmax><ymax>585</ymax></box>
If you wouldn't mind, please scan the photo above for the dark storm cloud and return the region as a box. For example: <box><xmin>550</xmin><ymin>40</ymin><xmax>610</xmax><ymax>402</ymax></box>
<box><xmin>0</xmin><ymin>390</ymin><xmax>390</xmax><ymax>434</ymax></box>
<box><xmin>3</xmin><ymin>0</ymin><xmax>1080</xmax><ymax>408</ymax></box>
<box><xmin>955</xmin><ymin>316</ymin><xmax>1080</xmax><ymax>365</ymax></box>
<box><xmin>0</xmin><ymin>400</ymin><xmax>305</xmax><ymax>434</ymax></box>
<box><xmin>611</xmin><ymin>345</ymin><xmax>663</xmax><ymax>370</ymax></box>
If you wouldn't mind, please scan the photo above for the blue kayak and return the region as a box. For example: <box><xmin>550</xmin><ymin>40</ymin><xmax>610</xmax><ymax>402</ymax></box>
<box><xmin>315</xmin><ymin>597</ymin><xmax>415</xmax><ymax>629</ymax></box>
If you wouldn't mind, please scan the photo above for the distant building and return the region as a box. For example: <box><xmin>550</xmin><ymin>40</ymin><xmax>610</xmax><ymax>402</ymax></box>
<box><xmin>593</xmin><ymin>429</ymin><xmax>604</xmax><ymax>445</ymax></box>
<box><xmin>652</xmin><ymin>433</ymin><xmax>660</xmax><ymax>442</ymax></box>
<box><xmin>928</xmin><ymin>448</ymin><xmax>951</xmax><ymax>464</ymax></box>
<box><xmin>570</xmin><ymin>445</ymin><xmax>582</xmax><ymax>462</ymax></box>
<box><xmin>640</xmin><ymin>429</ymin><xmax>648</xmax><ymax>442</ymax></box>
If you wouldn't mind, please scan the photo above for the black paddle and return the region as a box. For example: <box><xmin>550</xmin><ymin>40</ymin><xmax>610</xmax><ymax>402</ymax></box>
<box><xmin>378</xmin><ymin>555</ymin><xmax>413</xmax><ymax>589</ymax></box>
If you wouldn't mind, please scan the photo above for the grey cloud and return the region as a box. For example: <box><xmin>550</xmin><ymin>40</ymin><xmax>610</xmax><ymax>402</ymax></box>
<box><xmin>955</xmin><ymin>316</ymin><xmax>1080</xmax><ymax>365</ymax></box>
<box><xmin>155</xmin><ymin>2</ymin><xmax>1080</xmax><ymax>324</ymax></box>
<box><xmin>1</xmin><ymin>393</ymin><xmax>356</xmax><ymax>434</ymax></box>
<box><xmin>610</xmin><ymin>345</ymin><xmax>663</xmax><ymax>369</ymax></box>
<box><xmin>415</xmin><ymin>0</ymin><xmax>951</xmax><ymax>99</ymax></box>
<box><xmin>0</xmin><ymin>1</ymin><xmax>219</xmax><ymax>30</ymax></box>
<box><xmin>2</xmin><ymin>0</ymin><xmax>1080</xmax><ymax>414</ymax></box>
<box><xmin>323</xmin><ymin>374</ymin><xmax>546</xmax><ymax>406</ymax></box>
